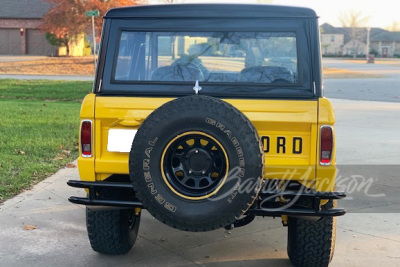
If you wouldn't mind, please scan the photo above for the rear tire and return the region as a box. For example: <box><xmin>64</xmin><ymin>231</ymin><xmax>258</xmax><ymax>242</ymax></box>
<box><xmin>86</xmin><ymin>208</ymin><xmax>140</xmax><ymax>255</ymax></box>
<box><xmin>129</xmin><ymin>95</ymin><xmax>264</xmax><ymax>232</ymax></box>
<box><xmin>287</xmin><ymin>200</ymin><xmax>336</xmax><ymax>267</ymax></box>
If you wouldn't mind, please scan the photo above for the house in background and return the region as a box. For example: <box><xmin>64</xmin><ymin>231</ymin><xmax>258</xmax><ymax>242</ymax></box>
<box><xmin>320</xmin><ymin>24</ymin><xmax>345</xmax><ymax>55</ymax></box>
<box><xmin>370</xmin><ymin>31</ymin><xmax>400</xmax><ymax>57</ymax></box>
<box><xmin>0</xmin><ymin>0</ymin><xmax>84</xmax><ymax>56</ymax></box>
<box><xmin>320</xmin><ymin>23</ymin><xmax>400</xmax><ymax>57</ymax></box>
<box><xmin>342</xmin><ymin>39</ymin><xmax>367</xmax><ymax>56</ymax></box>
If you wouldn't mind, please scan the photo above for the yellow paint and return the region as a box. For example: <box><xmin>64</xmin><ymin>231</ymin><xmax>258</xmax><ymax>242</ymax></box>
<box><xmin>281</xmin><ymin>215</ymin><xmax>288</xmax><ymax>226</ymax></box>
<box><xmin>78</xmin><ymin>95</ymin><xmax>337</xmax><ymax>193</ymax></box>
<box><xmin>316</xmin><ymin>98</ymin><xmax>337</xmax><ymax>195</ymax></box>
<box><xmin>78</xmin><ymin>94</ymin><xmax>95</xmax><ymax>182</ymax></box>
<box><xmin>134</xmin><ymin>207</ymin><xmax>141</xmax><ymax>216</ymax></box>
<box><xmin>79</xmin><ymin>93</ymin><xmax>96</xmax><ymax>118</ymax></box>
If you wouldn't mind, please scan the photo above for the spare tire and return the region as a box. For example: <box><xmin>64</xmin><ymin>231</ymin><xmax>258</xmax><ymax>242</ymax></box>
<box><xmin>129</xmin><ymin>95</ymin><xmax>264</xmax><ymax>232</ymax></box>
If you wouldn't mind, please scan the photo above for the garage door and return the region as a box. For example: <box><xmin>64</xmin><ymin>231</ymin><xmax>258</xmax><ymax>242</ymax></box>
<box><xmin>0</xmin><ymin>29</ymin><xmax>22</xmax><ymax>55</ymax></box>
<box><xmin>26</xmin><ymin>29</ymin><xmax>56</xmax><ymax>56</ymax></box>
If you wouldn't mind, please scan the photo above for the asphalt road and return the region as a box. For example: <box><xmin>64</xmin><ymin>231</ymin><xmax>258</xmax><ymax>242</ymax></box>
<box><xmin>324</xmin><ymin>78</ymin><xmax>400</xmax><ymax>102</ymax></box>
<box><xmin>0</xmin><ymin>55</ymin><xmax>49</xmax><ymax>63</ymax></box>
<box><xmin>323</xmin><ymin>58</ymin><xmax>400</xmax><ymax>102</ymax></box>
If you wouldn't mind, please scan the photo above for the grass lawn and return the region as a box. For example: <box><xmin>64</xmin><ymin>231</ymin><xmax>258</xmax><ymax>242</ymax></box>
<box><xmin>0</xmin><ymin>79</ymin><xmax>91</xmax><ymax>202</ymax></box>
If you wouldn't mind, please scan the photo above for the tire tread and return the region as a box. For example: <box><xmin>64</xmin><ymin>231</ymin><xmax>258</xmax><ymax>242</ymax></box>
<box><xmin>129</xmin><ymin>95</ymin><xmax>264</xmax><ymax>232</ymax></box>
<box><xmin>86</xmin><ymin>208</ymin><xmax>139</xmax><ymax>254</ymax></box>
<box><xmin>287</xmin><ymin>201</ymin><xmax>337</xmax><ymax>267</ymax></box>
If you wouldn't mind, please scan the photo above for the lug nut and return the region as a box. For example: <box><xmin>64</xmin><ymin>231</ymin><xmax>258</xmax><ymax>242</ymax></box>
<box><xmin>189</xmin><ymin>170</ymin><xmax>192</xmax><ymax>174</ymax></box>
<box><xmin>202</xmin><ymin>171</ymin><xmax>206</xmax><ymax>174</ymax></box>
<box><xmin>195</xmin><ymin>150</ymin><xmax>199</xmax><ymax>153</ymax></box>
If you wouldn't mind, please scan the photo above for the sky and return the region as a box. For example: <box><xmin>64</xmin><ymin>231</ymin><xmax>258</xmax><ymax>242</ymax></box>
<box><xmin>149</xmin><ymin>0</ymin><xmax>400</xmax><ymax>29</ymax></box>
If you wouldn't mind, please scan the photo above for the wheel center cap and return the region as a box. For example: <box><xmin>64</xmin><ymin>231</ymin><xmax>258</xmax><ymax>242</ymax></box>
<box><xmin>187</xmin><ymin>149</ymin><xmax>211</xmax><ymax>172</ymax></box>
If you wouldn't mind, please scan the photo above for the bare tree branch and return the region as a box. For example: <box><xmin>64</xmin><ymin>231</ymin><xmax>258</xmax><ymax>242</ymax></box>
<box><xmin>337</xmin><ymin>10</ymin><xmax>370</xmax><ymax>58</ymax></box>
<box><xmin>338</xmin><ymin>10</ymin><xmax>370</xmax><ymax>27</ymax></box>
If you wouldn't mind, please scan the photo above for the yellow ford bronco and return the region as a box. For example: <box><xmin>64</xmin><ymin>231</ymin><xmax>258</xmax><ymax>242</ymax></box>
<box><xmin>68</xmin><ymin>4</ymin><xmax>346</xmax><ymax>266</ymax></box>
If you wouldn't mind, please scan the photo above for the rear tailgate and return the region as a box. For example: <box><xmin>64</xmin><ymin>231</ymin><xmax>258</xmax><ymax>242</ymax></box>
<box><xmin>93</xmin><ymin>97</ymin><xmax>317</xmax><ymax>181</ymax></box>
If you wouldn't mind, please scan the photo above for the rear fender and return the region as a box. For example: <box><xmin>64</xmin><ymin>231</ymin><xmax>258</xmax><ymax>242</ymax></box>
<box><xmin>78</xmin><ymin>93</ymin><xmax>96</xmax><ymax>182</ymax></box>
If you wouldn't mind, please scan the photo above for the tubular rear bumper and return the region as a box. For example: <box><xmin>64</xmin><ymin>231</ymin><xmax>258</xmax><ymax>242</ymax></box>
<box><xmin>68</xmin><ymin>180</ymin><xmax>143</xmax><ymax>208</ymax></box>
<box><xmin>67</xmin><ymin>180</ymin><xmax>346</xmax><ymax>217</ymax></box>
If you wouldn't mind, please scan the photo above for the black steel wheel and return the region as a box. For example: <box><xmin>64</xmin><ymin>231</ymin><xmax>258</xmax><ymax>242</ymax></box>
<box><xmin>162</xmin><ymin>132</ymin><xmax>228</xmax><ymax>199</ymax></box>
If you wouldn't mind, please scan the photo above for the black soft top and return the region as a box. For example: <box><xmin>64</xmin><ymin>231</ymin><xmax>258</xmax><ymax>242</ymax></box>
<box><xmin>105</xmin><ymin>4</ymin><xmax>317</xmax><ymax>19</ymax></box>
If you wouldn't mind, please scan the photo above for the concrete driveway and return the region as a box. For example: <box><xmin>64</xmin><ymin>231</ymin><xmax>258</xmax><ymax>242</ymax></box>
<box><xmin>1</xmin><ymin>98</ymin><xmax>399</xmax><ymax>267</ymax></box>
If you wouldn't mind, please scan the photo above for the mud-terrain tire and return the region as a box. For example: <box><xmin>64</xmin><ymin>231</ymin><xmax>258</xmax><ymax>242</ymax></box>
<box><xmin>287</xmin><ymin>200</ymin><xmax>337</xmax><ymax>267</ymax></box>
<box><xmin>129</xmin><ymin>95</ymin><xmax>264</xmax><ymax>232</ymax></box>
<box><xmin>86</xmin><ymin>208</ymin><xmax>140</xmax><ymax>254</ymax></box>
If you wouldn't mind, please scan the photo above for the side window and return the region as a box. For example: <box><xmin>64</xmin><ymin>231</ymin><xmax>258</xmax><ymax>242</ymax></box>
<box><xmin>114</xmin><ymin>32</ymin><xmax>130</xmax><ymax>80</ymax></box>
<box><xmin>115</xmin><ymin>32</ymin><xmax>147</xmax><ymax>81</ymax></box>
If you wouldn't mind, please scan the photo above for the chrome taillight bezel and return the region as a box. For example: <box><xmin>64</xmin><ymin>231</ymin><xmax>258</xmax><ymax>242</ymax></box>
<box><xmin>319</xmin><ymin>125</ymin><xmax>334</xmax><ymax>166</ymax></box>
<box><xmin>80</xmin><ymin>119</ymin><xmax>93</xmax><ymax>158</ymax></box>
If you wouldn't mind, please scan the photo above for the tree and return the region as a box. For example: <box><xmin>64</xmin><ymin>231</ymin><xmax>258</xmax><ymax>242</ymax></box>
<box><xmin>41</xmin><ymin>0</ymin><xmax>143</xmax><ymax>56</ymax></box>
<box><xmin>45</xmin><ymin>32</ymin><xmax>69</xmax><ymax>50</ymax></box>
<box><xmin>338</xmin><ymin>10</ymin><xmax>370</xmax><ymax>28</ymax></box>
<box><xmin>338</xmin><ymin>10</ymin><xmax>370</xmax><ymax>58</ymax></box>
<box><xmin>386</xmin><ymin>21</ymin><xmax>400</xmax><ymax>31</ymax></box>
<box><xmin>40</xmin><ymin>0</ymin><xmax>86</xmax><ymax>56</ymax></box>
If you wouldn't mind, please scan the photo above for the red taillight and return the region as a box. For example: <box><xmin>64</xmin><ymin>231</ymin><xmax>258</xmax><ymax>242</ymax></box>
<box><xmin>81</xmin><ymin>120</ymin><xmax>92</xmax><ymax>157</ymax></box>
<box><xmin>320</xmin><ymin>126</ymin><xmax>333</xmax><ymax>165</ymax></box>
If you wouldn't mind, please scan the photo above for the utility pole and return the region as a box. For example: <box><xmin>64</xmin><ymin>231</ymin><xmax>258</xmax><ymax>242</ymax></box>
<box><xmin>85</xmin><ymin>10</ymin><xmax>100</xmax><ymax>71</ymax></box>
<box><xmin>92</xmin><ymin>15</ymin><xmax>96</xmax><ymax>67</ymax></box>
<box><xmin>366</xmin><ymin>27</ymin><xmax>371</xmax><ymax>61</ymax></box>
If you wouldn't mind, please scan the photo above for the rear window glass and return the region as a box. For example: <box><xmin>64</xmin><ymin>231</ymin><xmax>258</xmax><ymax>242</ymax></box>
<box><xmin>114</xmin><ymin>31</ymin><xmax>298</xmax><ymax>84</ymax></box>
